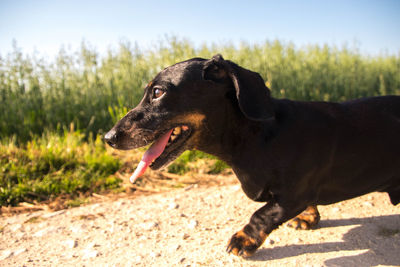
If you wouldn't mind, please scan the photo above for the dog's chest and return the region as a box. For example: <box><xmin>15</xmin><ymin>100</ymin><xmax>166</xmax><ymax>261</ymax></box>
<box><xmin>232</xmin><ymin>167</ymin><xmax>272</xmax><ymax>202</ymax></box>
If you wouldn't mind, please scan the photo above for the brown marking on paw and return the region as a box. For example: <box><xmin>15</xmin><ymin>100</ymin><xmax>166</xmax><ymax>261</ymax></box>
<box><xmin>259</xmin><ymin>230</ymin><xmax>267</xmax><ymax>241</ymax></box>
<box><xmin>237</xmin><ymin>229</ymin><xmax>257</xmax><ymax>247</ymax></box>
<box><xmin>226</xmin><ymin>228</ymin><xmax>267</xmax><ymax>257</ymax></box>
<box><xmin>288</xmin><ymin>205</ymin><xmax>320</xmax><ymax>230</ymax></box>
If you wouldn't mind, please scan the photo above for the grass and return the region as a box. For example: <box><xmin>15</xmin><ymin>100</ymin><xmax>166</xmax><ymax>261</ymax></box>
<box><xmin>0</xmin><ymin>126</ymin><xmax>229</xmax><ymax>207</ymax></box>
<box><xmin>167</xmin><ymin>150</ymin><xmax>229</xmax><ymax>175</ymax></box>
<box><xmin>0</xmin><ymin>128</ymin><xmax>122</xmax><ymax>206</ymax></box>
<box><xmin>1</xmin><ymin>38</ymin><xmax>399</xmax><ymax>143</ymax></box>
<box><xmin>65</xmin><ymin>197</ymin><xmax>90</xmax><ymax>208</ymax></box>
<box><xmin>0</xmin><ymin>37</ymin><xmax>399</xmax><ymax>206</ymax></box>
<box><xmin>24</xmin><ymin>216</ymin><xmax>44</xmax><ymax>224</ymax></box>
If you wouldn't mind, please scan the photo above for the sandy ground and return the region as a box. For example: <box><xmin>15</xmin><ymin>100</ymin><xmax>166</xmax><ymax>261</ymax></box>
<box><xmin>1</xmin><ymin>179</ymin><xmax>400</xmax><ymax>267</ymax></box>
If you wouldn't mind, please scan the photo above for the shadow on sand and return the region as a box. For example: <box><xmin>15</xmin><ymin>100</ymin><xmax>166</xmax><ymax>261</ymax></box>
<box><xmin>249</xmin><ymin>215</ymin><xmax>400</xmax><ymax>266</ymax></box>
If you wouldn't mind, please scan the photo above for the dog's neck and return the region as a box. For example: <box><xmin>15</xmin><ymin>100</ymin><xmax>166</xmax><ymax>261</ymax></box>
<box><xmin>197</xmin><ymin>107</ymin><xmax>278</xmax><ymax>167</ymax></box>
<box><xmin>194</xmin><ymin>98</ymin><xmax>282</xmax><ymax>201</ymax></box>
<box><xmin>198</xmin><ymin>113</ymin><xmax>278</xmax><ymax>200</ymax></box>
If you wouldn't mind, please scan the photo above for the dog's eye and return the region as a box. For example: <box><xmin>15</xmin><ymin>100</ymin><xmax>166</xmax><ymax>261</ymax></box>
<box><xmin>153</xmin><ymin>88</ymin><xmax>165</xmax><ymax>99</ymax></box>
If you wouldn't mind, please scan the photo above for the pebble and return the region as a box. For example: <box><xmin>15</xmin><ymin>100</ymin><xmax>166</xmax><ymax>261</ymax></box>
<box><xmin>9</xmin><ymin>224</ymin><xmax>23</xmax><ymax>232</ymax></box>
<box><xmin>70</xmin><ymin>225</ymin><xmax>85</xmax><ymax>234</ymax></box>
<box><xmin>34</xmin><ymin>226</ymin><xmax>58</xmax><ymax>237</ymax></box>
<box><xmin>0</xmin><ymin>186</ymin><xmax>395</xmax><ymax>265</ymax></box>
<box><xmin>13</xmin><ymin>248</ymin><xmax>27</xmax><ymax>256</ymax></box>
<box><xmin>65</xmin><ymin>239</ymin><xmax>78</xmax><ymax>248</ymax></box>
<box><xmin>168</xmin><ymin>202</ymin><xmax>179</xmax><ymax>210</ymax></box>
<box><xmin>233</xmin><ymin>185</ymin><xmax>241</xmax><ymax>191</ymax></box>
<box><xmin>115</xmin><ymin>201</ymin><xmax>126</xmax><ymax>208</ymax></box>
<box><xmin>24</xmin><ymin>224</ymin><xmax>32</xmax><ymax>232</ymax></box>
<box><xmin>82</xmin><ymin>249</ymin><xmax>99</xmax><ymax>259</ymax></box>
<box><xmin>86</xmin><ymin>242</ymin><xmax>100</xmax><ymax>249</ymax></box>
<box><xmin>266</xmin><ymin>238</ymin><xmax>275</xmax><ymax>245</ymax></box>
<box><xmin>33</xmin><ymin>228</ymin><xmax>49</xmax><ymax>237</ymax></box>
<box><xmin>0</xmin><ymin>250</ymin><xmax>13</xmax><ymax>260</ymax></box>
<box><xmin>331</xmin><ymin>207</ymin><xmax>340</xmax><ymax>213</ymax></box>
<box><xmin>187</xmin><ymin>219</ymin><xmax>198</xmax><ymax>229</ymax></box>
<box><xmin>108</xmin><ymin>222</ymin><xmax>115</xmax><ymax>233</ymax></box>
<box><xmin>294</xmin><ymin>238</ymin><xmax>303</xmax><ymax>243</ymax></box>
<box><xmin>15</xmin><ymin>231</ymin><xmax>26</xmax><ymax>239</ymax></box>
<box><xmin>363</xmin><ymin>201</ymin><xmax>374</xmax><ymax>207</ymax></box>
<box><xmin>139</xmin><ymin>222</ymin><xmax>159</xmax><ymax>230</ymax></box>
<box><xmin>149</xmin><ymin>251</ymin><xmax>161</xmax><ymax>258</ymax></box>
<box><xmin>184</xmin><ymin>185</ymin><xmax>195</xmax><ymax>191</ymax></box>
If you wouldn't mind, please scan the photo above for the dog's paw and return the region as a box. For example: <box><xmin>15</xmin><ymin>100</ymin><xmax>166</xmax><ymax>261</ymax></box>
<box><xmin>226</xmin><ymin>230</ymin><xmax>259</xmax><ymax>257</ymax></box>
<box><xmin>287</xmin><ymin>205</ymin><xmax>320</xmax><ymax>230</ymax></box>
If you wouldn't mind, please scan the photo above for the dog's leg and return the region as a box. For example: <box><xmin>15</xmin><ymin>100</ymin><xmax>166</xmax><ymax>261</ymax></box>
<box><xmin>287</xmin><ymin>205</ymin><xmax>320</xmax><ymax>230</ymax></box>
<box><xmin>226</xmin><ymin>201</ymin><xmax>304</xmax><ymax>257</ymax></box>
<box><xmin>388</xmin><ymin>189</ymin><xmax>400</xmax><ymax>205</ymax></box>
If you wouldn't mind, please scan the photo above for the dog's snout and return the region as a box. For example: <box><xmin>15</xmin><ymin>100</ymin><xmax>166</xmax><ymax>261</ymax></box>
<box><xmin>104</xmin><ymin>129</ymin><xmax>117</xmax><ymax>146</ymax></box>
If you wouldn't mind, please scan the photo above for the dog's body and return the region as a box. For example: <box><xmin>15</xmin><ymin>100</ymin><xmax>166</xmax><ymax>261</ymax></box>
<box><xmin>105</xmin><ymin>55</ymin><xmax>400</xmax><ymax>257</ymax></box>
<box><xmin>231</xmin><ymin>97</ymin><xmax>400</xmax><ymax>205</ymax></box>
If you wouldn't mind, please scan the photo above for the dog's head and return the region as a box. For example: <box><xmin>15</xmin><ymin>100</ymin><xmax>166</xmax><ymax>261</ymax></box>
<box><xmin>105</xmin><ymin>55</ymin><xmax>274</xmax><ymax>181</ymax></box>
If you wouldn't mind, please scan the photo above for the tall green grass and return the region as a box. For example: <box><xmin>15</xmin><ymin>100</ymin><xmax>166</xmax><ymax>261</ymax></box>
<box><xmin>0</xmin><ymin>128</ymin><xmax>121</xmax><ymax>206</ymax></box>
<box><xmin>1</xmin><ymin>38</ymin><xmax>399</xmax><ymax>206</ymax></box>
<box><xmin>1</xmin><ymin>37</ymin><xmax>399</xmax><ymax>142</ymax></box>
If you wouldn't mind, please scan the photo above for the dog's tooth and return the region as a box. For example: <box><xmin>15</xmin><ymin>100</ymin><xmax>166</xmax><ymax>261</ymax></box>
<box><xmin>170</xmin><ymin>135</ymin><xmax>177</xmax><ymax>142</ymax></box>
<box><xmin>182</xmin><ymin>125</ymin><xmax>189</xmax><ymax>131</ymax></box>
<box><xmin>173</xmin><ymin>127</ymin><xmax>181</xmax><ymax>135</ymax></box>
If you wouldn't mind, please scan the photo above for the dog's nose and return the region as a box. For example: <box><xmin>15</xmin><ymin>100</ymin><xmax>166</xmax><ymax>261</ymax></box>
<box><xmin>104</xmin><ymin>129</ymin><xmax>117</xmax><ymax>146</ymax></box>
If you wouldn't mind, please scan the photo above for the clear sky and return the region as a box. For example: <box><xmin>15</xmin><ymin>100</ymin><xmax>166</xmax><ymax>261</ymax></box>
<box><xmin>1</xmin><ymin>0</ymin><xmax>399</xmax><ymax>57</ymax></box>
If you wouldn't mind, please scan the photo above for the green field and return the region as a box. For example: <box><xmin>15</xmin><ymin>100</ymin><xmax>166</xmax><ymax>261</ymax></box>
<box><xmin>1</xmin><ymin>37</ymin><xmax>399</xmax><ymax>206</ymax></box>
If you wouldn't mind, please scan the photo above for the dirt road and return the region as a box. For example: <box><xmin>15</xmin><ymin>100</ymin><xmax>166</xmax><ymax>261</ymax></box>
<box><xmin>1</xmin><ymin>181</ymin><xmax>400</xmax><ymax>266</ymax></box>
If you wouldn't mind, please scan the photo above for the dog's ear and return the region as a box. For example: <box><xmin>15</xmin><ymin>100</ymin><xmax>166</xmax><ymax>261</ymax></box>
<box><xmin>202</xmin><ymin>54</ymin><xmax>274</xmax><ymax>121</ymax></box>
<box><xmin>202</xmin><ymin>54</ymin><xmax>229</xmax><ymax>82</ymax></box>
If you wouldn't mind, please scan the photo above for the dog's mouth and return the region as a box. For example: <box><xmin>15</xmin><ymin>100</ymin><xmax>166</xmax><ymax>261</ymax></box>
<box><xmin>130</xmin><ymin>125</ymin><xmax>191</xmax><ymax>183</ymax></box>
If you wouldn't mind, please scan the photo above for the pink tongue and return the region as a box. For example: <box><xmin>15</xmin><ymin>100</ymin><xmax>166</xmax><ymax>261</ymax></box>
<box><xmin>130</xmin><ymin>129</ymin><xmax>173</xmax><ymax>183</ymax></box>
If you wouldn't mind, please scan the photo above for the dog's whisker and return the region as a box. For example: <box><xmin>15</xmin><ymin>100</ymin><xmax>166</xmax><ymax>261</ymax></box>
<box><xmin>143</xmin><ymin>136</ymin><xmax>149</xmax><ymax>145</ymax></box>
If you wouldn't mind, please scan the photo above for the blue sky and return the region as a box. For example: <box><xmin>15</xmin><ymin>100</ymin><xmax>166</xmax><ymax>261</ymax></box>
<box><xmin>1</xmin><ymin>0</ymin><xmax>399</xmax><ymax>57</ymax></box>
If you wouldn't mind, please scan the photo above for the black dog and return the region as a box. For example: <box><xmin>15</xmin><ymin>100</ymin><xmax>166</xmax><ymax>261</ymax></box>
<box><xmin>105</xmin><ymin>55</ymin><xmax>400</xmax><ymax>257</ymax></box>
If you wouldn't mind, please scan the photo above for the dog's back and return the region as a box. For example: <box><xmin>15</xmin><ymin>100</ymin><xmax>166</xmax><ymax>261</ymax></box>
<box><xmin>341</xmin><ymin>96</ymin><xmax>400</xmax><ymax>204</ymax></box>
<box><xmin>273</xmin><ymin>95</ymin><xmax>400</xmax><ymax>205</ymax></box>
